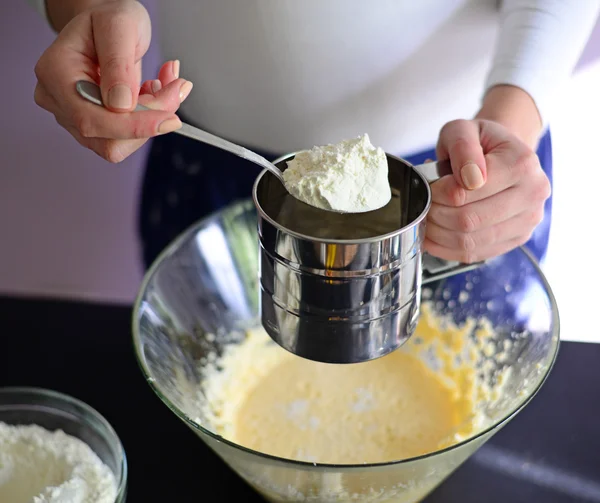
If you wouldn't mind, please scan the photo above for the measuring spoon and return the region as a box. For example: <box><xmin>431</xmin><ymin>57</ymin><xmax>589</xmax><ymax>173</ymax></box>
<box><xmin>76</xmin><ymin>80</ymin><xmax>286</xmax><ymax>185</ymax></box>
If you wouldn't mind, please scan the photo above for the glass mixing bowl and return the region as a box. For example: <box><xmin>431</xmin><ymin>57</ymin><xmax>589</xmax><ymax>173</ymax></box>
<box><xmin>132</xmin><ymin>200</ymin><xmax>559</xmax><ymax>502</ymax></box>
<box><xmin>0</xmin><ymin>387</ymin><xmax>127</xmax><ymax>502</ymax></box>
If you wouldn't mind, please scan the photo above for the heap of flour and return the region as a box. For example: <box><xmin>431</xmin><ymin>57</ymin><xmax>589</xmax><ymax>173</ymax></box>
<box><xmin>0</xmin><ymin>422</ymin><xmax>117</xmax><ymax>503</ymax></box>
<box><xmin>283</xmin><ymin>134</ymin><xmax>391</xmax><ymax>213</ymax></box>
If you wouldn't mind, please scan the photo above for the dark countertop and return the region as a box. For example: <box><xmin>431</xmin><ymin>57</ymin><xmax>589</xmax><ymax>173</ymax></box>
<box><xmin>1</xmin><ymin>295</ymin><xmax>599</xmax><ymax>502</ymax></box>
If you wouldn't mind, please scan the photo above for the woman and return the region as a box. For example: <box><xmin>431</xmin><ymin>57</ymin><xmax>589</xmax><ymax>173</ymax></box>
<box><xmin>28</xmin><ymin>0</ymin><xmax>600</xmax><ymax>269</ymax></box>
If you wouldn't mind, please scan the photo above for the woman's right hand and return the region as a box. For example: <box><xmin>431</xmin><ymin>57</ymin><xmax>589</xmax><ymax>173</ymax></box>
<box><xmin>34</xmin><ymin>0</ymin><xmax>192</xmax><ymax>163</ymax></box>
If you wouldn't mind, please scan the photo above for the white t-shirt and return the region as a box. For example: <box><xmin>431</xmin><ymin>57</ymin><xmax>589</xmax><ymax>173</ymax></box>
<box><xmin>29</xmin><ymin>0</ymin><xmax>600</xmax><ymax>155</ymax></box>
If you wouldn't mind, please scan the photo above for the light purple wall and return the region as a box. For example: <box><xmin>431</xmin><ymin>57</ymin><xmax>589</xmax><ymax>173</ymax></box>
<box><xmin>578</xmin><ymin>15</ymin><xmax>600</xmax><ymax>70</ymax></box>
<box><xmin>0</xmin><ymin>1</ymin><xmax>598</xmax><ymax>304</ymax></box>
<box><xmin>0</xmin><ymin>0</ymin><xmax>159</xmax><ymax>303</ymax></box>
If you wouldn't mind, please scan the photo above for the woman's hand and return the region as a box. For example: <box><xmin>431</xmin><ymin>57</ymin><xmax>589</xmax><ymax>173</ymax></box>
<box><xmin>426</xmin><ymin>117</ymin><xmax>551</xmax><ymax>264</ymax></box>
<box><xmin>33</xmin><ymin>0</ymin><xmax>192</xmax><ymax>163</ymax></box>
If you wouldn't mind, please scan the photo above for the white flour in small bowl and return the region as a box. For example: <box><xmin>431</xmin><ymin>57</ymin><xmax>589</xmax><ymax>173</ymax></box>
<box><xmin>0</xmin><ymin>422</ymin><xmax>117</xmax><ymax>503</ymax></box>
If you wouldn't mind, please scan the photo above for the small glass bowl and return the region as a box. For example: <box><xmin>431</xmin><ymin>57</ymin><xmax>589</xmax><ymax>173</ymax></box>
<box><xmin>0</xmin><ymin>386</ymin><xmax>127</xmax><ymax>502</ymax></box>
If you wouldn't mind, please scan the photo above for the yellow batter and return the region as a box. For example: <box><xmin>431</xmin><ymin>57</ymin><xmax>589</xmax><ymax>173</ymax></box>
<box><xmin>234</xmin><ymin>350</ymin><xmax>467</xmax><ymax>464</ymax></box>
<box><xmin>198</xmin><ymin>303</ymin><xmax>493</xmax><ymax>466</ymax></box>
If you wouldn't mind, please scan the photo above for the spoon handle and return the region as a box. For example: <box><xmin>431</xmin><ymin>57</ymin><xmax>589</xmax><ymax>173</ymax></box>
<box><xmin>75</xmin><ymin>81</ymin><xmax>285</xmax><ymax>184</ymax></box>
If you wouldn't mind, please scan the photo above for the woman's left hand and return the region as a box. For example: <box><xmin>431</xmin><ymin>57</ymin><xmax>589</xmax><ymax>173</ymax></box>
<box><xmin>425</xmin><ymin>118</ymin><xmax>551</xmax><ymax>264</ymax></box>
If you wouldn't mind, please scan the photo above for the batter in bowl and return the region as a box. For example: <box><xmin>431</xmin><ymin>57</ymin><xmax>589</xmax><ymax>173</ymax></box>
<box><xmin>197</xmin><ymin>303</ymin><xmax>492</xmax><ymax>465</ymax></box>
<box><xmin>234</xmin><ymin>349</ymin><xmax>468</xmax><ymax>464</ymax></box>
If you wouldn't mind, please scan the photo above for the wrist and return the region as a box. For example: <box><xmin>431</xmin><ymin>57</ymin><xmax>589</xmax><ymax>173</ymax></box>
<box><xmin>476</xmin><ymin>85</ymin><xmax>543</xmax><ymax>150</ymax></box>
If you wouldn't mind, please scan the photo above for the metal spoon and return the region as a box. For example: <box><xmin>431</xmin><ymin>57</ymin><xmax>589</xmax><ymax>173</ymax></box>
<box><xmin>76</xmin><ymin>80</ymin><xmax>286</xmax><ymax>185</ymax></box>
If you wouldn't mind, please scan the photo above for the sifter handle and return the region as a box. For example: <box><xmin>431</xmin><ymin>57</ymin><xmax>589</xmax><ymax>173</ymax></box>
<box><xmin>413</xmin><ymin>159</ymin><xmax>484</xmax><ymax>284</ymax></box>
<box><xmin>413</xmin><ymin>159</ymin><xmax>453</xmax><ymax>183</ymax></box>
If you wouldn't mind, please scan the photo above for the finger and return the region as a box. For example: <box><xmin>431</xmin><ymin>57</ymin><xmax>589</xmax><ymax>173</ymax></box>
<box><xmin>430</xmin><ymin>174</ymin><xmax>497</xmax><ymax>208</ymax></box>
<box><xmin>428</xmin><ymin>186</ymin><xmax>526</xmax><ymax>232</ymax></box>
<box><xmin>426</xmin><ymin>209</ymin><xmax>543</xmax><ymax>259</ymax></box>
<box><xmin>33</xmin><ymin>82</ymin><xmax>57</xmax><ymax>113</ymax></box>
<box><xmin>56</xmin><ymin>103</ymin><xmax>141</xmax><ymax>161</ymax></box>
<box><xmin>436</xmin><ymin>119</ymin><xmax>486</xmax><ymax>190</ymax></box>
<box><xmin>65</xmin><ymin>124</ymin><xmax>148</xmax><ymax>163</ymax></box>
<box><xmin>430</xmin><ymin>149</ymin><xmax>543</xmax><ymax>207</ymax></box>
<box><xmin>140</xmin><ymin>81</ymin><xmax>152</xmax><ymax>95</ymax></box>
<box><xmin>54</xmin><ymin>84</ymin><xmax>170</xmax><ymax>146</ymax></box>
<box><xmin>92</xmin><ymin>6</ymin><xmax>149</xmax><ymax>111</ymax></box>
<box><xmin>158</xmin><ymin>60</ymin><xmax>180</xmax><ymax>86</ymax></box>
<box><xmin>138</xmin><ymin>78</ymin><xmax>192</xmax><ymax>112</ymax></box>
<box><xmin>424</xmin><ymin>234</ymin><xmax>531</xmax><ymax>264</ymax></box>
<box><xmin>69</xmin><ymin>127</ymin><xmax>143</xmax><ymax>164</ymax></box>
<box><xmin>94</xmin><ymin>138</ymin><xmax>150</xmax><ymax>163</ymax></box>
<box><xmin>140</xmin><ymin>79</ymin><xmax>162</xmax><ymax>95</ymax></box>
<box><xmin>64</xmin><ymin>124</ymin><xmax>92</xmax><ymax>150</ymax></box>
<box><xmin>135</xmin><ymin>59</ymin><xmax>142</xmax><ymax>89</ymax></box>
<box><xmin>69</xmin><ymin>98</ymin><xmax>182</xmax><ymax>140</ymax></box>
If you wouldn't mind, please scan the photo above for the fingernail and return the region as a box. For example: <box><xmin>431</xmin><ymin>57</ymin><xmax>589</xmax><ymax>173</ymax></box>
<box><xmin>173</xmin><ymin>60</ymin><xmax>180</xmax><ymax>79</ymax></box>
<box><xmin>151</xmin><ymin>79</ymin><xmax>162</xmax><ymax>93</ymax></box>
<box><xmin>158</xmin><ymin>117</ymin><xmax>182</xmax><ymax>134</ymax></box>
<box><xmin>179</xmin><ymin>81</ymin><xmax>193</xmax><ymax>102</ymax></box>
<box><xmin>107</xmin><ymin>84</ymin><xmax>133</xmax><ymax>110</ymax></box>
<box><xmin>461</xmin><ymin>163</ymin><xmax>484</xmax><ymax>190</ymax></box>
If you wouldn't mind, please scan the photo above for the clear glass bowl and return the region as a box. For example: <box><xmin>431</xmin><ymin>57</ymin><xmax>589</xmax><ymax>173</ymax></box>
<box><xmin>0</xmin><ymin>387</ymin><xmax>127</xmax><ymax>502</ymax></box>
<box><xmin>133</xmin><ymin>199</ymin><xmax>559</xmax><ymax>503</ymax></box>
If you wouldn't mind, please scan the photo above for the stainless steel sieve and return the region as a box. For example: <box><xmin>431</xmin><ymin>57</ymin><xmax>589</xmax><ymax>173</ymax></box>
<box><xmin>253</xmin><ymin>153</ymin><xmax>481</xmax><ymax>364</ymax></box>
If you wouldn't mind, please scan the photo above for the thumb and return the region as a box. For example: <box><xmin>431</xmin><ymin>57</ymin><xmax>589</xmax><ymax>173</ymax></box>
<box><xmin>92</xmin><ymin>4</ymin><xmax>151</xmax><ymax>111</ymax></box>
<box><xmin>436</xmin><ymin>119</ymin><xmax>487</xmax><ymax>190</ymax></box>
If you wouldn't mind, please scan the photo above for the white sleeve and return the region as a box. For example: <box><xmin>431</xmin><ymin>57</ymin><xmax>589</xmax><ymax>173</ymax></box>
<box><xmin>26</xmin><ymin>0</ymin><xmax>50</xmax><ymax>21</ymax></box>
<box><xmin>485</xmin><ymin>0</ymin><xmax>600</xmax><ymax>124</ymax></box>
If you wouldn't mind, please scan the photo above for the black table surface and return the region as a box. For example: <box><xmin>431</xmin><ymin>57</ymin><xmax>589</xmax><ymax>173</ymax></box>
<box><xmin>1</xmin><ymin>295</ymin><xmax>599</xmax><ymax>502</ymax></box>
